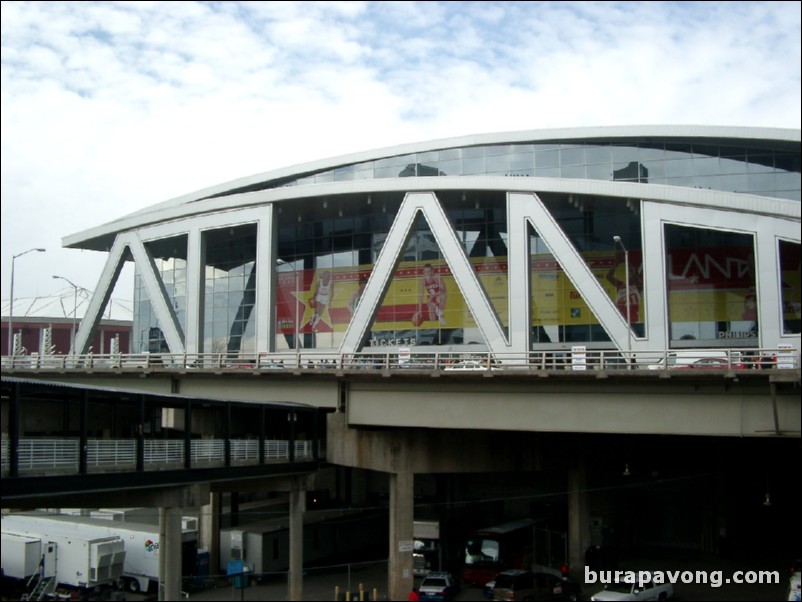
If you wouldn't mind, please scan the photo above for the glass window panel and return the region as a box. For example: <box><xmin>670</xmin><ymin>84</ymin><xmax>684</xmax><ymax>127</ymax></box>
<box><xmin>722</xmin><ymin>174</ymin><xmax>751</xmax><ymax>192</ymax></box>
<box><xmin>562</xmin><ymin>164</ymin><xmax>585</xmax><ymax>179</ymax></box>
<box><xmin>779</xmin><ymin>240</ymin><xmax>801</xmax><ymax>334</ymax></box>
<box><xmin>775</xmin><ymin>171</ymin><xmax>802</xmax><ymax>191</ymax></box>
<box><xmin>585</xmin><ymin>146</ymin><xmax>610</xmax><ymax>164</ymax></box>
<box><xmin>417</xmin><ymin>151</ymin><xmax>439</xmax><ymax>162</ymax></box>
<box><xmin>462</xmin><ymin>146</ymin><xmax>486</xmax><ymax>158</ymax></box>
<box><xmin>486</xmin><ymin>154</ymin><xmax>510</xmax><ymax>173</ymax></box>
<box><xmin>692</xmin><ymin>175</ymin><xmax>722</xmax><ymax>191</ymax></box>
<box><xmin>664</xmin><ymin>176</ymin><xmax>697</xmax><ymax>188</ymax></box>
<box><xmin>720</xmin><ymin>146</ymin><xmax>746</xmax><ymax>159</ymax></box>
<box><xmin>774</xmin><ymin>151</ymin><xmax>801</xmax><ymax>172</ymax></box>
<box><xmin>509</xmin><ymin>153</ymin><xmax>534</xmax><ymax>171</ymax></box>
<box><xmin>462</xmin><ymin>157</ymin><xmax>486</xmax><ymax>175</ymax></box>
<box><xmin>373</xmin><ymin>165</ymin><xmax>397</xmax><ymax>179</ymax></box>
<box><xmin>663</xmin><ymin>159</ymin><xmax>693</xmax><ymax>178</ymax></box>
<box><xmin>692</xmin><ymin>144</ymin><xmax>720</xmax><ymax>158</ymax></box>
<box><xmin>561</xmin><ymin>147</ymin><xmax>585</xmax><ymax>165</ymax></box>
<box><xmin>746</xmin><ymin>155</ymin><xmax>775</xmax><ymax>173</ymax></box>
<box><xmin>611</xmin><ymin>145</ymin><xmax>639</xmax><ymax>163</ymax></box>
<box><xmin>535</xmin><ymin>149</ymin><xmax>559</xmax><ymax>168</ymax></box>
<box><xmin>665</xmin><ymin>224</ymin><xmax>757</xmax><ymax>346</ymax></box>
<box><xmin>744</xmin><ymin>173</ymin><xmax>776</xmax><ymax>193</ymax></box>
<box><xmin>334</xmin><ymin>169</ymin><xmax>355</xmax><ymax>181</ymax></box>
<box><xmin>438</xmin><ymin>158</ymin><xmax>462</xmax><ymax>175</ymax></box>
<box><xmin>535</xmin><ymin>166</ymin><xmax>561</xmax><ymax>178</ymax></box>
<box><xmin>313</xmin><ymin>171</ymin><xmax>334</xmax><ymax>183</ymax></box>
<box><xmin>693</xmin><ymin>157</ymin><xmax>721</xmax><ymax>176</ymax></box>
<box><xmin>637</xmin><ymin>147</ymin><xmax>666</xmax><ymax>162</ymax></box>
<box><xmin>587</xmin><ymin>163</ymin><xmax>611</xmax><ymax>180</ymax></box>
<box><xmin>719</xmin><ymin>157</ymin><xmax>748</xmax><ymax>175</ymax></box>
<box><xmin>374</xmin><ymin>157</ymin><xmax>397</xmax><ymax>170</ymax></box>
<box><xmin>439</xmin><ymin>148</ymin><xmax>461</xmax><ymax>160</ymax></box>
<box><xmin>485</xmin><ymin>144</ymin><xmax>511</xmax><ymax>156</ymax></box>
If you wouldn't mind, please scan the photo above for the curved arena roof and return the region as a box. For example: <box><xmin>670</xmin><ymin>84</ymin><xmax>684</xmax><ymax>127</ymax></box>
<box><xmin>66</xmin><ymin>125</ymin><xmax>800</xmax><ymax>251</ymax></box>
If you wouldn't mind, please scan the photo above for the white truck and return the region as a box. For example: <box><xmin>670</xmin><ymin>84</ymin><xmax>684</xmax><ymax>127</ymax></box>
<box><xmin>2</xmin><ymin>513</ymin><xmax>197</xmax><ymax>594</ymax></box>
<box><xmin>1</xmin><ymin>516</ymin><xmax>126</xmax><ymax>597</ymax></box>
<box><xmin>413</xmin><ymin>520</ymin><xmax>441</xmax><ymax>576</ymax></box>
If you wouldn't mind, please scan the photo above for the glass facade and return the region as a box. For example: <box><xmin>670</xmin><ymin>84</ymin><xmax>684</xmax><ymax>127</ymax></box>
<box><xmin>202</xmin><ymin>224</ymin><xmax>257</xmax><ymax>354</ymax></box>
<box><xmin>274</xmin><ymin>192</ymin><xmax>510</xmax><ymax>350</ymax></box>
<box><xmin>129</xmin><ymin>133</ymin><xmax>799</xmax><ymax>356</ymax></box>
<box><xmin>280</xmin><ymin>141</ymin><xmax>801</xmax><ymax>202</ymax></box>
<box><xmin>132</xmin><ymin>235</ymin><xmax>188</xmax><ymax>354</ymax></box>
<box><xmin>779</xmin><ymin>240</ymin><xmax>801</xmax><ymax>335</ymax></box>
<box><xmin>664</xmin><ymin>225</ymin><xmax>757</xmax><ymax>346</ymax></box>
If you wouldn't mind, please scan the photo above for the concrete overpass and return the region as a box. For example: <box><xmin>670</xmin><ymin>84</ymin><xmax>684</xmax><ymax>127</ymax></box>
<box><xmin>2</xmin><ymin>352</ymin><xmax>800</xmax><ymax>600</ymax></box>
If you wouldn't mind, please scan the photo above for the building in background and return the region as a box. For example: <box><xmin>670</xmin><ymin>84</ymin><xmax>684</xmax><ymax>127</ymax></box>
<box><xmin>2</xmin><ymin>293</ymin><xmax>132</xmax><ymax>356</ymax></box>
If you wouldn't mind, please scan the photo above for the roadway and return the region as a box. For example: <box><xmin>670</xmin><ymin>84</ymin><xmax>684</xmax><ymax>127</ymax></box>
<box><xmin>165</xmin><ymin>553</ymin><xmax>791</xmax><ymax>601</ymax></box>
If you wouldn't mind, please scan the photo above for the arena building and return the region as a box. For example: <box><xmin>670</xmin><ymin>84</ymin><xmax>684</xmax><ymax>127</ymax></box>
<box><xmin>6</xmin><ymin>125</ymin><xmax>800</xmax><ymax>600</ymax></box>
<box><xmin>65</xmin><ymin>125</ymin><xmax>800</xmax><ymax>362</ymax></box>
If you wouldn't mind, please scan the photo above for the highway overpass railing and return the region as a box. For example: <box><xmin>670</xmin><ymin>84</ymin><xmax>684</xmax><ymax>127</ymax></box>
<box><xmin>2</xmin><ymin>347</ymin><xmax>799</xmax><ymax>373</ymax></box>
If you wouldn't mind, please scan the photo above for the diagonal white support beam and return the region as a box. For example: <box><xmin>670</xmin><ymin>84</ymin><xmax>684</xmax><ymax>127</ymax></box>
<box><xmin>416</xmin><ymin>192</ymin><xmax>508</xmax><ymax>350</ymax></box>
<box><xmin>72</xmin><ymin>236</ymin><xmax>130</xmax><ymax>355</ymax></box>
<box><xmin>340</xmin><ymin>192</ymin><xmax>507</xmax><ymax>354</ymax></box>
<box><xmin>508</xmin><ymin>192</ymin><xmax>636</xmax><ymax>352</ymax></box>
<box><xmin>126</xmin><ymin>232</ymin><xmax>186</xmax><ymax>354</ymax></box>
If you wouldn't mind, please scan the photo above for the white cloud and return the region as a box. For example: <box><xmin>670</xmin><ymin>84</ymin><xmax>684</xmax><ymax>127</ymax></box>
<box><xmin>1</xmin><ymin>0</ymin><xmax>799</xmax><ymax>305</ymax></box>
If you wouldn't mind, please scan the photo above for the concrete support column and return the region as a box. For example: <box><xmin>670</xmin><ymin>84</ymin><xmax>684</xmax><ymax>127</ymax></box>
<box><xmin>159</xmin><ymin>506</ymin><xmax>183</xmax><ymax>601</ymax></box>
<box><xmin>288</xmin><ymin>480</ymin><xmax>307</xmax><ymax>601</ymax></box>
<box><xmin>567</xmin><ymin>460</ymin><xmax>590</xmax><ymax>579</ymax></box>
<box><xmin>388</xmin><ymin>470</ymin><xmax>414</xmax><ymax>602</ymax></box>
<box><xmin>199</xmin><ymin>491</ymin><xmax>220</xmax><ymax>575</ymax></box>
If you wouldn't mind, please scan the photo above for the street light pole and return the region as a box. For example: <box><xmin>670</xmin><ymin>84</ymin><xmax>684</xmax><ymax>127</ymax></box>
<box><xmin>7</xmin><ymin>247</ymin><xmax>45</xmax><ymax>355</ymax></box>
<box><xmin>52</xmin><ymin>275</ymin><xmax>79</xmax><ymax>354</ymax></box>
<box><xmin>612</xmin><ymin>236</ymin><xmax>631</xmax><ymax>357</ymax></box>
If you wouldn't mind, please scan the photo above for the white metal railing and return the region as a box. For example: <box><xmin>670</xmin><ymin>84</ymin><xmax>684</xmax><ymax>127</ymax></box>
<box><xmin>143</xmin><ymin>439</ymin><xmax>184</xmax><ymax>465</ymax></box>
<box><xmin>16</xmin><ymin>438</ymin><xmax>79</xmax><ymax>471</ymax></box>
<box><xmin>1</xmin><ymin>437</ymin><xmax>318</xmax><ymax>476</ymax></box>
<box><xmin>191</xmin><ymin>439</ymin><xmax>224</xmax><ymax>463</ymax></box>
<box><xmin>3</xmin><ymin>347</ymin><xmax>798</xmax><ymax>373</ymax></box>
<box><xmin>87</xmin><ymin>439</ymin><xmax>136</xmax><ymax>467</ymax></box>
<box><xmin>230</xmin><ymin>439</ymin><xmax>260</xmax><ymax>462</ymax></box>
<box><xmin>265</xmin><ymin>439</ymin><xmax>290</xmax><ymax>460</ymax></box>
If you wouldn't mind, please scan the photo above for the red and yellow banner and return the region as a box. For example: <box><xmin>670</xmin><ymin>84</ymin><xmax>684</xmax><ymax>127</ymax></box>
<box><xmin>274</xmin><ymin>248</ymin><xmax>797</xmax><ymax>334</ymax></box>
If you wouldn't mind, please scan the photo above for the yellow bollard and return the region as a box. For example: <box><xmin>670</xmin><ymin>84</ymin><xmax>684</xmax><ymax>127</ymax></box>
<box><xmin>373</xmin><ymin>587</ymin><xmax>378</xmax><ymax>601</ymax></box>
<box><xmin>334</xmin><ymin>585</ymin><xmax>339</xmax><ymax>601</ymax></box>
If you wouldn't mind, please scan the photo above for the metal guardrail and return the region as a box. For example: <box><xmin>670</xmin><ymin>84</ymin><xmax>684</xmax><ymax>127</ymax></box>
<box><xmin>2</xmin><ymin>347</ymin><xmax>799</xmax><ymax>372</ymax></box>
<box><xmin>1</xmin><ymin>436</ymin><xmax>319</xmax><ymax>477</ymax></box>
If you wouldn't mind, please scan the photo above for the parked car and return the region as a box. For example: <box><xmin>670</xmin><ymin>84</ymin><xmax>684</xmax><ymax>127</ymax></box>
<box><xmin>492</xmin><ymin>570</ymin><xmax>581</xmax><ymax>601</ymax></box>
<box><xmin>590</xmin><ymin>578</ymin><xmax>673</xmax><ymax>601</ymax></box>
<box><xmin>673</xmin><ymin>357</ymin><xmax>745</xmax><ymax>370</ymax></box>
<box><xmin>419</xmin><ymin>571</ymin><xmax>460</xmax><ymax>601</ymax></box>
<box><xmin>646</xmin><ymin>350</ymin><xmax>742</xmax><ymax>370</ymax></box>
<box><xmin>445</xmin><ymin>359</ymin><xmax>497</xmax><ymax>371</ymax></box>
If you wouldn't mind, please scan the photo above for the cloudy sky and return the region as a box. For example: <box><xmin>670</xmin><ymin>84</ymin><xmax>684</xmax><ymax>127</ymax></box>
<box><xmin>2</xmin><ymin>0</ymin><xmax>800</xmax><ymax>318</ymax></box>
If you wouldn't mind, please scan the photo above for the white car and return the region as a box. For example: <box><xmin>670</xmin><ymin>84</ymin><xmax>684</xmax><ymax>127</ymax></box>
<box><xmin>590</xmin><ymin>579</ymin><xmax>673</xmax><ymax>601</ymax></box>
<box><xmin>444</xmin><ymin>359</ymin><xmax>497</xmax><ymax>371</ymax></box>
